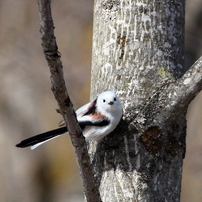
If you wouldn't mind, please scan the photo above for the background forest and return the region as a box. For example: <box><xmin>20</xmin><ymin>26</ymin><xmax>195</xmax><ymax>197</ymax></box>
<box><xmin>0</xmin><ymin>0</ymin><xmax>202</xmax><ymax>201</ymax></box>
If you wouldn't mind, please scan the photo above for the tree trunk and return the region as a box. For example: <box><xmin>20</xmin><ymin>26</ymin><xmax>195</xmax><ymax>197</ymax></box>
<box><xmin>90</xmin><ymin>0</ymin><xmax>186</xmax><ymax>201</ymax></box>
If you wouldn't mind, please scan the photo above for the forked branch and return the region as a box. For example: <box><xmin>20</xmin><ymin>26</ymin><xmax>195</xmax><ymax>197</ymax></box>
<box><xmin>135</xmin><ymin>56</ymin><xmax>202</xmax><ymax>129</ymax></box>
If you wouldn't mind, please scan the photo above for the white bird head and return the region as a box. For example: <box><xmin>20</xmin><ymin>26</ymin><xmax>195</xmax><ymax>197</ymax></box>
<box><xmin>96</xmin><ymin>91</ymin><xmax>122</xmax><ymax>115</ymax></box>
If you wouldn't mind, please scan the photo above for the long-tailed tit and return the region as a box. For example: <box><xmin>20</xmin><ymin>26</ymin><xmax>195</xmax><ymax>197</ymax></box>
<box><xmin>16</xmin><ymin>91</ymin><xmax>123</xmax><ymax>150</ymax></box>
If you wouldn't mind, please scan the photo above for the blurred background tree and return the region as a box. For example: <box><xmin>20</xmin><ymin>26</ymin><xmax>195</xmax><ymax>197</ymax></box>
<box><xmin>0</xmin><ymin>0</ymin><xmax>201</xmax><ymax>201</ymax></box>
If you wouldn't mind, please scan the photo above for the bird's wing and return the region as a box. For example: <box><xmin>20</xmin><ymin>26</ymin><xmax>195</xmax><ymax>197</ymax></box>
<box><xmin>77</xmin><ymin>99</ymin><xmax>110</xmax><ymax>127</ymax></box>
<box><xmin>76</xmin><ymin>100</ymin><xmax>96</xmax><ymax>117</ymax></box>
<box><xmin>58</xmin><ymin>98</ymin><xmax>109</xmax><ymax>128</ymax></box>
<box><xmin>58</xmin><ymin>100</ymin><xmax>96</xmax><ymax>127</ymax></box>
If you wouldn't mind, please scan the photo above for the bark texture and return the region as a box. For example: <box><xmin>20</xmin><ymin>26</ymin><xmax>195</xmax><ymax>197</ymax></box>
<box><xmin>90</xmin><ymin>0</ymin><xmax>188</xmax><ymax>201</ymax></box>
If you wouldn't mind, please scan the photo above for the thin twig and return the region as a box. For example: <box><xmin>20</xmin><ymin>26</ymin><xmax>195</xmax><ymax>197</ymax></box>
<box><xmin>37</xmin><ymin>0</ymin><xmax>101</xmax><ymax>201</ymax></box>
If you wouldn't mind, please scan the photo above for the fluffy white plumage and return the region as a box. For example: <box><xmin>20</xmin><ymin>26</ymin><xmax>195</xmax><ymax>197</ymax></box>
<box><xmin>16</xmin><ymin>91</ymin><xmax>123</xmax><ymax>150</ymax></box>
<box><xmin>77</xmin><ymin>91</ymin><xmax>123</xmax><ymax>140</ymax></box>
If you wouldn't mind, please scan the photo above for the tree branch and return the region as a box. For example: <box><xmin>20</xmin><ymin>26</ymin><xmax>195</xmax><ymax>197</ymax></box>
<box><xmin>134</xmin><ymin>56</ymin><xmax>202</xmax><ymax>129</ymax></box>
<box><xmin>37</xmin><ymin>0</ymin><xmax>101</xmax><ymax>201</ymax></box>
<box><xmin>170</xmin><ymin>56</ymin><xmax>202</xmax><ymax>117</ymax></box>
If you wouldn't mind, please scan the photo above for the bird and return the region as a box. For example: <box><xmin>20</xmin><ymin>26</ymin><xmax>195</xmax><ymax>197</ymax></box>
<box><xmin>16</xmin><ymin>91</ymin><xmax>123</xmax><ymax>150</ymax></box>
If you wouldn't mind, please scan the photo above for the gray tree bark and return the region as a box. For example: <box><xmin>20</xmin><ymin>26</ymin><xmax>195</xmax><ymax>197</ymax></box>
<box><xmin>90</xmin><ymin>0</ymin><xmax>191</xmax><ymax>201</ymax></box>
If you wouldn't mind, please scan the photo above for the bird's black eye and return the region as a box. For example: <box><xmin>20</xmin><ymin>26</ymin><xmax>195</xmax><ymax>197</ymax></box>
<box><xmin>114</xmin><ymin>98</ymin><xmax>116</xmax><ymax>101</ymax></box>
<box><xmin>103</xmin><ymin>99</ymin><xmax>106</xmax><ymax>103</ymax></box>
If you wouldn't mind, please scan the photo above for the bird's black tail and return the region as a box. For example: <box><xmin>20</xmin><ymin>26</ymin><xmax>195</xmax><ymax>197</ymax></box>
<box><xmin>16</xmin><ymin>127</ymin><xmax>68</xmax><ymax>148</ymax></box>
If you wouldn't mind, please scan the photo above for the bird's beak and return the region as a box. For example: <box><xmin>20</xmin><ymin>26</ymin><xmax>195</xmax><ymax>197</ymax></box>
<box><xmin>108</xmin><ymin>101</ymin><xmax>114</xmax><ymax>105</ymax></box>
